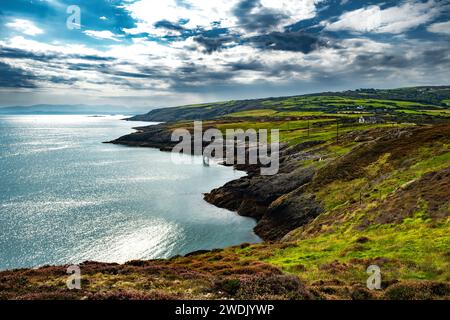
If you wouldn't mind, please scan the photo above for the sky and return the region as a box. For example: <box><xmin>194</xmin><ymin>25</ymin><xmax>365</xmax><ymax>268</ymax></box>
<box><xmin>0</xmin><ymin>0</ymin><xmax>449</xmax><ymax>109</ymax></box>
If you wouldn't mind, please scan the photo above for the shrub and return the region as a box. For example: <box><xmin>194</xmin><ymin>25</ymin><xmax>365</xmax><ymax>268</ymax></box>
<box><xmin>384</xmin><ymin>281</ymin><xmax>450</xmax><ymax>300</ymax></box>
<box><xmin>235</xmin><ymin>274</ymin><xmax>312</xmax><ymax>300</ymax></box>
<box><xmin>215</xmin><ymin>278</ymin><xmax>241</xmax><ymax>295</ymax></box>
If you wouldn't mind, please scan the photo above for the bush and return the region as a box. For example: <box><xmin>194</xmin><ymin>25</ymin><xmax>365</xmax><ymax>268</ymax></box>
<box><xmin>351</xmin><ymin>287</ymin><xmax>375</xmax><ymax>300</ymax></box>
<box><xmin>235</xmin><ymin>274</ymin><xmax>312</xmax><ymax>300</ymax></box>
<box><xmin>215</xmin><ymin>278</ymin><xmax>241</xmax><ymax>295</ymax></box>
<box><xmin>384</xmin><ymin>281</ymin><xmax>450</xmax><ymax>300</ymax></box>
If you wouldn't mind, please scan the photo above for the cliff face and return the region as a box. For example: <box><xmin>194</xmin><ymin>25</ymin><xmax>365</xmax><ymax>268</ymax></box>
<box><xmin>203</xmin><ymin>142</ymin><xmax>324</xmax><ymax>240</ymax></box>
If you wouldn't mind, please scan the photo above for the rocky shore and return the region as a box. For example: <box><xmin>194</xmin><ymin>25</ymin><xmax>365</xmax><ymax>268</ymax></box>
<box><xmin>109</xmin><ymin>122</ymin><xmax>450</xmax><ymax>243</ymax></box>
<box><xmin>108</xmin><ymin>122</ymin><xmax>330</xmax><ymax>241</ymax></box>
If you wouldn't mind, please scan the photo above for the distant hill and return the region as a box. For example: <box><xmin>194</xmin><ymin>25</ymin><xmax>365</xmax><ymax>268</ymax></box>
<box><xmin>128</xmin><ymin>86</ymin><xmax>450</xmax><ymax>122</ymax></box>
<box><xmin>0</xmin><ymin>104</ymin><xmax>143</xmax><ymax>115</ymax></box>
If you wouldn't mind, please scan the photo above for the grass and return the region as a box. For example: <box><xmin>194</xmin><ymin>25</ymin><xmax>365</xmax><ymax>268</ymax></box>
<box><xmin>262</xmin><ymin>217</ymin><xmax>450</xmax><ymax>283</ymax></box>
<box><xmin>227</xmin><ymin>109</ymin><xmax>279</xmax><ymax>117</ymax></box>
<box><xmin>216</xmin><ymin>117</ymin><xmax>409</xmax><ymax>146</ymax></box>
<box><xmin>250</xmin><ymin>96</ymin><xmax>440</xmax><ymax>114</ymax></box>
<box><xmin>152</xmin><ymin>91</ymin><xmax>450</xmax><ymax>297</ymax></box>
<box><xmin>141</xmin><ymin>118</ymin><xmax>450</xmax><ymax>297</ymax></box>
<box><xmin>229</xmin><ymin>123</ymin><xmax>450</xmax><ymax>286</ymax></box>
<box><xmin>398</xmin><ymin>109</ymin><xmax>450</xmax><ymax>116</ymax></box>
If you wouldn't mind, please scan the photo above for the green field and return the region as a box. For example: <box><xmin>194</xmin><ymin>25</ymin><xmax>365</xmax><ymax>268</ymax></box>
<box><xmin>129</xmin><ymin>86</ymin><xmax>450</xmax><ymax>123</ymax></box>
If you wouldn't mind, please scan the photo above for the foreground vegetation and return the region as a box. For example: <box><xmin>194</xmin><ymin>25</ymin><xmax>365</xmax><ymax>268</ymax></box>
<box><xmin>1</xmin><ymin>86</ymin><xmax>449</xmax><ymax>300</ymax></box>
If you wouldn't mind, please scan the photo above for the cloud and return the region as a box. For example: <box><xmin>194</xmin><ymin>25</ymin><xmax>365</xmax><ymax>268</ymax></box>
<box><xmin>154</xmin><ymin>20</ymin><xmax>186</xmax><ymax>32</ymax></box>
<box><xmin>1</xmin><ymin>36</ymin><xmax>108</xmax><ymax>58</ymax></box>
<box><xmin>233</xmin><ymin>0</ymin><xmax>323</xmax><ymax>33</ymax></box>
<box><xmin>2</xmin><ymin>29</ymin><xmax>449</xmax><ymax>96</ymax></box>
<box><xmin>0</xmin><ymin>46</ymin><xmax>115</xmax><ymax>63</ymax></box>
<box><xmin>122</xmin><ymin>0</ymin><xmax>324</xmax><ymax>36</ymax></box>
<box><xmin>227</xmin><ymin>60</ymin><xmax>266</xmax><ymax>71</ymax></box>
<box><xmin>427</xmin><ymin>21</ymin><xmax>450</xmax><ymax>35</ymax></box>
<box><xmin>325</xmin><ymin>1</ymin><xmax>441</xmax><ymax>34</ymax></box>
<box><xmin>122</xmin><ymin>0</ymin><xmax>232</xmax><ymax>36</ymax></box>
<box><xmin>246</xmin><ymin>31</ymin><xmax>328</xmax><ymax>53</ymax></box>
<box><xmin>191</xmin><ymin>28</ymin><xmax>328</xmax><ymax>54</ymax></box>
<box><xmin>0</xmin><ymin>62</ymin><xmax>37</xmax><ymax>88</ymax></box>
<box><xmin>83</xmin><ymin>30</ymin><xmax>122</xmax><ymax>42</ymax></box>
<box><xmin>192</xmin><ymin>34</ymin><xmax>236</xmax><ymax>53</ymax></box>
<box><xmin>232</xmin><ymin>0</ymin><xmax>288</xmax><ymax>33</ymax></box>
<box><xmin>1</xmin><ymin>0</ymin><xmax>450</xmax><ymax>107</ymax></box>
<box><xmin>6</xmin><ymin>19</ymin><xmax>44</xmax><ymax>36</ymax></box>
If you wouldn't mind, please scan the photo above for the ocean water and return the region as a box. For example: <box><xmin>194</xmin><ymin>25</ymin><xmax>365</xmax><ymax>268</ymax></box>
<box><xmin>0</xmin><ymin>115</ymin><xmax>260</xmax><ymax>271</ymax></box>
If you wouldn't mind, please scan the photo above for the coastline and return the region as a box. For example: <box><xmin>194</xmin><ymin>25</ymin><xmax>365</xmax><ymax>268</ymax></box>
<box><xmin>2</xmin><ymin>122</ymin><xmax>448</xmax><ymax>300</ymax></box>
<box><xmin>1</xmin><ymin>114</ymin><xmax>449</xmax><ymax>299</ymax></box>
<box><xmin>0</xmin><ymin>116</ymin><xmax>260</xmax><ymax>272</ymax></box>
<box><xmin>107</xmin><ymin>121</ymin><xmax>326</xmax><ymax>241</ymax></box>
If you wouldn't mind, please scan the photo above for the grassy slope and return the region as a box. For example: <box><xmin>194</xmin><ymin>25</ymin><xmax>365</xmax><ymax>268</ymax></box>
<box><xmin>215</xmin><ymin>123</ymin><xmax>450</xmax><ymax>296</ymax></box>
<box><xmin>249</xmin><ymin>126</ymin><xmax>450</xmax><ymax>283</ymax></box>
<box><xmin>1</xmin><ymin>87</ymin><xmax>450</xmax><ymax>300</ymax></box>
<box><xmin>130</xmin><ymin>86</ymin><xmax>450</xmax><ymax>122</ymax></box>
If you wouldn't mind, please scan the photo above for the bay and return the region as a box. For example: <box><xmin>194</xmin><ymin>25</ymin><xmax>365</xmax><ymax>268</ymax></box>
<box><xmin>0</xmin><ymin>115</ymin><xmax>259</xmax><ymax>271</ymax></box>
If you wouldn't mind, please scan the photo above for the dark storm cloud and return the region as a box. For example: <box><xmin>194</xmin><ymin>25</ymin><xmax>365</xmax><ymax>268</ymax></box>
<box><xmin>264</xmin><ymin>63</ymin><xmax>309</xmax><ymax>78</ymax></box>
<box><xmin>0</xmin><ymin>47</ymin><xmax>57</xmax><ymax>62</ymax></box>
<box><xmin>228</xmin><ymin>60</ymin><xmax>265</xmax><ymax>71</ymax></box>
<box><xmin>45</xmin><ymin>75</ymin><xmax>78</xmax><ymax>85</ymax></box>
<box><xmin>246</xmin><ymin>31</ymin><xmax>328</xmax><ymax>53</ymax></box>
<box><xmin>421</xmin><ymin>48</ymin><xmax>450</xmax><ymax>65</ymax></box>
<box><xmin>353</xmin><ymin>47</ymin><xmax>450</xmax><ymax>71</ymax></box>
<box><xmin>168</xmin><ymin>64</ymin><xmax>236</xmax><ymax>90</ymax></box>
<box><xmin>0</xmin><ymin>46</ymin><xmax>118</xmax><ymax>86</ymax></box>
<box><xmin>1</xmin><ymin>0</ymin><xmax>449</xmax><ymax>107</ymax></box>
<box><xmin>103</xmin><ymin>68</ymin><xmax>164</xmax><ymax>79</ymax></box>
<box><xmin>67</xmin><ymin>63</ymin><xmax>109</xmax><ymax>71</ymax></box>
<box><xmin>80</xmin><ymin>55</ymin><xmax>116</xmax><ymax>62</ymax></box>
<box><xmin>121</xmin><ymin>42</ymin><xmax>450</xmax><ymax>92</ymax></box>
<box><xmin>353</xmin><ymin>53</ymin><xmax>413</xmax><ymax>69</ymax></box>
<box><xmin>192</xmin><ymin>34</ymin><xmax>236</xmax><ymax>53</ymax></box>
<box><xmin>0</xmin><ymin>47</ymin><xmax>115</xmax><ymax>62</ymax></box>
<box><xmin>191</xmin><ymin>29</ymin><xmax>328</xmax><ymax>54</ymax></box>
<box><xmin>66</xmin><ymin>62</ymin><xmax>171</xmax><ymax>88</ymax></box>
<box><xmin>0</xmin><ymin>62</ymin><xmax>37</xmax><ymax>88</ymax></box>
<box><xmin>233</xmin><ymin>0</ymin><xmax>287</xmax><ymax>32</ymax></box>
<box><xmin>0</xmin><ymin>60</ymin><xmax>79</xmax><ymax>88</ymax></box>
<box><xmin>154</xmin><ymin>20</ymin><xmax>186</xmax><ymax>33</ymax></box>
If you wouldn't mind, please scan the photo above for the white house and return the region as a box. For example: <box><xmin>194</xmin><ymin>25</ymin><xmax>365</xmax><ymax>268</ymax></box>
<box><xmin>359</xmin><ymin>116</ymin><xmax>384</xmax><ymax>124</ymax></box>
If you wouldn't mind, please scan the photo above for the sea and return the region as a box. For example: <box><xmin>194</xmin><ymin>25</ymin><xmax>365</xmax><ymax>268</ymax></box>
<box><xmin>0</xmin><ymin>115</ymin><xmax>260</xmax><ymax>271</ymax></box>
